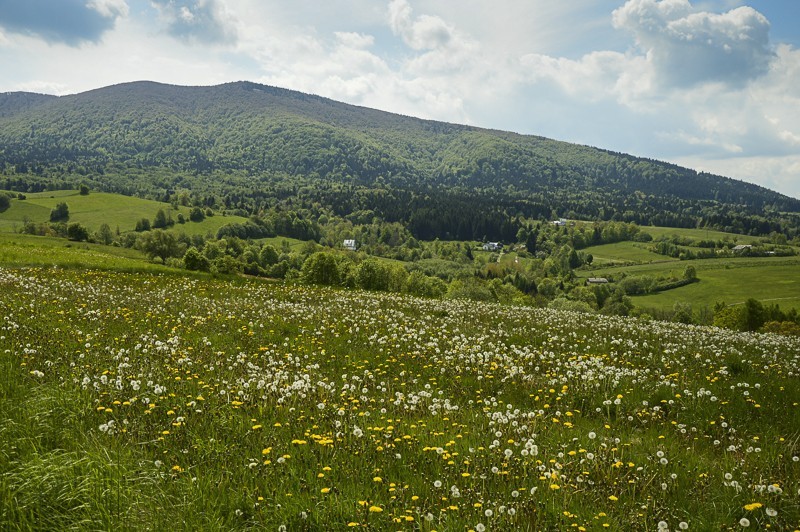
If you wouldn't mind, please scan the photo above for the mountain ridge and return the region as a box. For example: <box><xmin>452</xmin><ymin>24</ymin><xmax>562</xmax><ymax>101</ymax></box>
<box><xmin>0</xmin><ymin>80</ymin><xmax>798</xmax><ymax>237</ymax></box>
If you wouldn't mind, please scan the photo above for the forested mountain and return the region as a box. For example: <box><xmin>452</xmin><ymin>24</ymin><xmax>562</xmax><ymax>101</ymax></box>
<box><xmin>1</xmin><ymin>80</ymin><xmax>798</xmax><ymax>238</ymax></box>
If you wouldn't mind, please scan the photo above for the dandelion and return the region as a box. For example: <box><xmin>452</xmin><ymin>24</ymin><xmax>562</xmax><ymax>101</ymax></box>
<box><xmin>739</xmin><ymin>517</ymin><xmax>750</xmax><ymax>527</ymax></box>
<box><xmin>678</xmin><ymin>522</ymin><xmax>689</xmax><ymax>530</ymax></box>
<box><xmin>588</xmin><ymin>432</ymin><xmax>596</xmax><ymax>439</ymax></box>
<box><xmin>368</xmin><ymin>505</ymin><xmax>383</xmax><ymax>513</ymax></box>
<box><xmin>743</xmin><ymin>502</ymin><xmax>762</xmax><ymax>511</ymax></box>
<box><xmin>434</xmin><ymin>480</ymin><xmax>442</xmax><ymax>488</ymax></box>
<box><xmin>320</xmin><ymin>487</ymin><xmax>330</xmax><ymax>494</ymax></box>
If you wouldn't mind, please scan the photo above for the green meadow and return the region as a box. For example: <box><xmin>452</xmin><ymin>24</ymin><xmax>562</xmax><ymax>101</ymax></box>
<box><xmin>1</xmin><ymin>260</ymin><xmax>799</xmax><ymax>530</ymax></box>
<box><xmin>581</xmin><ymin>241</ymin><xmax>675</xmax><ymax>266</ymax></box>
<box><xmin>633</xmin><ymin>261</ymin><xmax>800</xmax><ymax>311</ymax></box>
<box><xmin>0</xmin><ymin>232</ymin><xmax>173</xmax><ymax>273</ymax></box>
<box><xmin>0</xmin><ymin>190</ymin><xmax>247</xmax><ymax>235</ymax></box>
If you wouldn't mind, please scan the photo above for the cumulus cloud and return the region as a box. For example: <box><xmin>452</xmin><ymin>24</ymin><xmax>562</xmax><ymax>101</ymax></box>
<box><xmin>612</xmin><ymin>0</ymin><xmax>773</xmax><ymax>87</ymax></box>
<box><xmin>151</xmin><ymin>0</ymin><xmax>237</xmax><ymax>44</ymax></box>
<box><xmin>388</xmin><ymin>0</ymin><xmax>455</xmax><ymax>51</ymax></box>
<box><xmin>87</xmin><ymin>0</ymin><xmax>129</xmax><ymax>19</ymax></box>
<box><xmin>0</xmin><ymin>0</ymin><xmax>127</xmax><ymax>45</ymax></box>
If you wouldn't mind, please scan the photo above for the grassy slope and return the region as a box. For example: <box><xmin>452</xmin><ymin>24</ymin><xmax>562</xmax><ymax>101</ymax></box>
<box><xmin>1</xmin><ymin>262</ymin><xmax>799</xmax><ymax>530</ymax></box>
<box><xmin>642</xmin><ymin>226</ymin><xmax>763</xmax><ymax>244</ymax></box>
<box><xmin>634</xmin><ymin>262</ymin><xmax>800</xmax><ymax>310</ymax></box>
<box><xmin>0</xmin><ymin>232</ymin><xmax>173</xmax><ymax>272</ymax></box>
<box><xmin>582</xmin><ymin>241</ymin><xmax>674</xmax><ymax>266</ymax></box>
<box><xmin>0</xmin><ymin>190</ymin><xmax>247</xmax><ymax>234</ymax></box>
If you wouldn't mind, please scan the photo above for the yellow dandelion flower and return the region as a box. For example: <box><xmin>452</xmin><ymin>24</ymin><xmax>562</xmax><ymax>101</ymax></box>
<box><xmin>744</xmin><ymin>502</ymin><xmax>763</xmax><ymax>511</ymax></box>
<box><xmin>320</xmin><ymin>487</ymin><xmax>331</xmax><ymax>494</ymax></box>
<box><xmin>368</xmin><ymin>505</ymin><xmax>383</xmax><ymax>513</ymax></box>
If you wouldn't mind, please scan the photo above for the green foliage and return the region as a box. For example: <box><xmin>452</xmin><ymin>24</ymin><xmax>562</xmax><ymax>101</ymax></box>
<box><xmin>66</xmin><ymin>223</ymin><xmax>89</xmax><ymax>242</ymax></box>
<box><xmin>95</xmin><ymin>223</ymin><xmax>114</xmax><ymax>245</ymax></box>
<box><xmin>79</xmin><ymin>184</ymin><xmax>89</xmax><ymax>195</ymax></box>
<box><xmin>135</xmin><ymin>218</ymin><xmax>151</xmax><ymax>232</ymax></box>
<box><xmin>301</xmin><ymin>252</ymin><xmax>341</xmax><ymax>286</ymax></box>
<box><xmin>137</xmin><ymin>230</ymin><xmax>182</xmax><ymax>262</ymax></box>
<box><xmin>355</xmin><ymin>258</ymin><xmax>392</xmax><ymax>291</ymax></box>
<box><xmin>49</xmin><ymin>202</ymin><xmax>69</xmax><ymax>222</ymax></box>
<box><xmin>152</xmin><ymin>208</ymin><xmax>171</xmax><ymax>229</ymax></box>
<box><xmin>182</xmin><ymin>246</ymin><xmax>210</xmax><ymax>272</ymax></box>
<box><xmin>189</xmin><ymin>206</ymin><xmax>206</xmax><ymax>222</ymax></box>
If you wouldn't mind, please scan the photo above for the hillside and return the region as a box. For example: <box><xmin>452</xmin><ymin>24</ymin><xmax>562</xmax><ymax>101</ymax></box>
<box><xmin>1</xmin><ymin>81</ymin><xmax>798</xmax><ymax>238</ymax></box>
<box><xmin>2</xmin><ymin>262</ymin><xmax>799</xmax><ymax>529</ymax></box>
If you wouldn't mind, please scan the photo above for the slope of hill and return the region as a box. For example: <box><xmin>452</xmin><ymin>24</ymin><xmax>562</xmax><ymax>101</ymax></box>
<box><xmin>1</xmin><ymin>81</ymin><xmax>798</xmax><ymax>237</ymax></box>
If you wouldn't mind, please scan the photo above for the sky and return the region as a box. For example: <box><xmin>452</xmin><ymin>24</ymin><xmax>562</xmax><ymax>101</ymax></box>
<box><xmin>0</xmin><ymin>1</ymin><xmax>799</xmax><ymax>199</ymax></box>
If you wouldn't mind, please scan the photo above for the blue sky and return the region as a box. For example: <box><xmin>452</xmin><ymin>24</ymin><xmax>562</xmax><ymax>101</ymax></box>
<box><xmin>0</xmin><ymin>0</ymin><xmax>798</xmax><ymax>199</ymax></box>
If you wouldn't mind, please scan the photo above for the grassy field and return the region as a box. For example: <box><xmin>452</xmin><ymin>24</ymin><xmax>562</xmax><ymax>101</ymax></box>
<box><xmin>578</xmin><ymin>256</ymin><xmax>800</xmax><ymax>312</ymax></box>
<box><xmin>1</xmin><ymin>263</ymin><xmax>799</xmax><ymax>530</ymax></box>
<box><xmin>581</xmin><ymin>241</ymin><xmax>676</xmax><ymax>266</ymax></box>
<box><xmin>0</xmin><ymin>190</ymin><xmax>247</xmax><ymax>235</ymax></box>
<box><xmin>633</xmin><ymin>262</ymin><xmax>800</xmax><ymax>311</ymax></box>
<box><xmin>0</xmin><ymin>232</ymin><xmax>175</xmax><ymax>273</ymax></box>
<box><xmin>641</xmin><ymin>226</ymin><xmax>763</xmax><ymax>244</ymax></box>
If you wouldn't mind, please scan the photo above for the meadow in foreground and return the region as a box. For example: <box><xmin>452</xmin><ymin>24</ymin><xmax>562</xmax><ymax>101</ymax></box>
<box><xmin>1</xmin><ymin>267</ymin><xmax>798</xmax><ymax>530</ymax></box>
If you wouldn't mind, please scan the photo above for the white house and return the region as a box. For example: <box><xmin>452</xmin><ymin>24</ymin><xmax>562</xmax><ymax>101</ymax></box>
<box><xmin>343</xmin><ymin>239</ymin><xmax>357</xmax><ymax>251</ymax></box>
<box><xmin>483</xmin><ymin>242</ymin><xmax>502</xmax><ymax>251</ymax></box>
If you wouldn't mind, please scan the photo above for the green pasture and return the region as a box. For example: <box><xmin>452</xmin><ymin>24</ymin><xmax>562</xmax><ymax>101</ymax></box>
<box><xmin>581</xmin><ymin>241</ymin><xmax>675</xmax><ymax>265</ymax></box>
<box><xmin>0</xmin><ymin>232</ymin><xmax>173</xmax><ymax>273</ymax></box>
<box><xmin>642</xmin><ymin>225</ymin><xmax>763</xmax><ymax>244</ymax></box>
<box><xmin>0</xmin><ymin>190</ymin><xmax>247</xmax><ymax>235</ymax></box>
<box><xmin>2</xmin><ymin>266</ymin><xmax>799</xmax><ymax>530</ymax></box>
<box><xmin>633</xmin><ymin>261</ymin><xmax>800</xmax><ymax>311</ymax></box>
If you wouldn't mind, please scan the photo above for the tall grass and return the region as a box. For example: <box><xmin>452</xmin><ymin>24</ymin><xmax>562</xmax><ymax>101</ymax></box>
<box><xmin>1</xmin><ymin>266</ymin><xmax>798</xmax><ymax>530</ymax></box>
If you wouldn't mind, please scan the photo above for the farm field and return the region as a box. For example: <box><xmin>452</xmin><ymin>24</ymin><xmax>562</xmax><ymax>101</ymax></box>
<box><xmin>581</xmin><ymin>242</ymin><xmax>675</xmax><ymax>266</ymax></box>
<box><xmin>0</xmin><ymin>190</ymin><xmax>247</xmax><ymax>235</ymax></box>
<box><xmin>633</xmin><ymin>262</ymin><xmax>800</xmax><ymax>311</ymax></box>
<box><xmin>579</xmin><ymin>255</ymin><xmax>800</xmax><ymax>312</ymax></box>
<box><xmin>1</xmin><ymin>264</ymin><xmax>798</xmax><ymax>530</ymax></box>
<box><xmin>641</xmin><ymin>226</ymin><xmax>763</xmax><ymax>244</ymax></box>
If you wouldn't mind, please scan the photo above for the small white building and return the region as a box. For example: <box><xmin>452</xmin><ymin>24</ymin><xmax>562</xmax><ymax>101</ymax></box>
<box><xmin>586</xmin><ymin>277</ymin><xmax>609</xmax><ymax>285</ymax></box>
<box><xmin>483</xmin><ymin>242</ymin><xmax>502</xmax><ymax>251</ymax></box>
<box><xmin>343</xmin><ymin>239</ymin><xmax>357</xmax><ymax>251</ymax></box>
<box><xmin>552</xmin><ymin>218</ymin><xmax>568</xmax><ymax>227</ymax></box>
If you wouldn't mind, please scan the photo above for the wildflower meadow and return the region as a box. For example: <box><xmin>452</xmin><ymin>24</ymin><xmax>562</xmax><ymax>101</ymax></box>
<box><xmin>1</xmin><ymin>267</ymin><xmax>798</xmax><ymax>530</ymax></box>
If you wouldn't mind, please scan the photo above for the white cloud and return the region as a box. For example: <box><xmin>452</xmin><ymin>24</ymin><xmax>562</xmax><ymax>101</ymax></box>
<box><xmin>1</xmin><ymin>0</ymin><xmax>798</xmax><ymax>197</ymax></box>
<box><xmin>388</xmin><ymin>0</ymin><xmax>455</xmax><ymax>51</ymax></box>
<box><xmin>150</xmin><ymin>0</ymin><xmax>237</xmax><ymax>44</ymax></box>
<box><xmin>612</xmin><ymin>0</ymin><xmax>773</xmax><ymax>87</ymax></box>
<box><xmin>86</xmin><ymin>0</ymin><xmax>129</xmax><ymax>19</ymax></box>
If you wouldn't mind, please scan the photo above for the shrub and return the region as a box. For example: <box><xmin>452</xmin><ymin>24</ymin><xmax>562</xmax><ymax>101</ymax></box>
<box><xmin>66</xmin><ymin>223</ymin><xmax>89</xmax><ymax>242</ymax></box>
<box><xmin>50</xmin><ymin>202</ymin><xmax>69</xmax><ymax>222</ymax></box>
